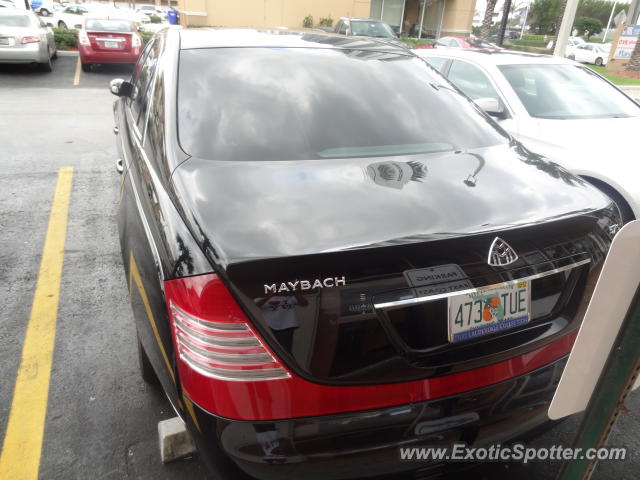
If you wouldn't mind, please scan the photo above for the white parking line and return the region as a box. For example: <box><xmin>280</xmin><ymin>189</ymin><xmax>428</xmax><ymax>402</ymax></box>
<box><xmin>73</xmin><ymin>56</ymin><xmax>81</xmax><ymax>86</ymax></box>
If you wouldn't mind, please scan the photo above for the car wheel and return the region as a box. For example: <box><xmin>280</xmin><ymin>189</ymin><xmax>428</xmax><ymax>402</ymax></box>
<box><xmin>40</xmin><ymin>8</ymin><xmax>50</xmax><ymax>16</ymax></box>
<box><xmin>568</xmin><ymin>54</ymin><xmax>575</xmax><ymax>60</ymax></box>
<box><xmin>40</xmin><ymin>51</ymin><xmax>53</xmax><ymax>72</ymax></box>
<box><xmin>52</xmin><ymin>49</ymin><xmax>57</xmax><ymax>60</ymax></box>
<box><xmin>81</xmin><ymin>62</ymin><xmax>92</xmax><ymax>72</ymax></box>
<box><xmin>595</xmin><ymin>57</ymin><xmax>603</xmax><ymax>66</ymax></box>
<box><xmin>137</xmin><ymin>336</ymin><xmax>160</xmax><ymax>385</ymax></box>
<box><xmin>58</xmin><ymin>21</ymin><xmax>67</xmax><ymax>29</ymax></box>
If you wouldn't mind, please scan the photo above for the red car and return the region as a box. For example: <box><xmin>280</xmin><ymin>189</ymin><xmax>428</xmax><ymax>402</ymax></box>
<box><xmin>78</xmin><ymin>18</ymin><xmax>142</xmax><ymax>71</ymax></box>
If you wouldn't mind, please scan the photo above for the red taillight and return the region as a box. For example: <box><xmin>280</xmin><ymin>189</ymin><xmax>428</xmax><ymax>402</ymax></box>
<box><xmin>78</xmin><ymin>30</ymin><xmax>90</xmax><ymax>46</ymax></box>
<box><xmin>166</xmin><ymin>274</ymin><xmax>290</xmax><ymax>384</ymax></box>
<box><xmin>21</xmin><ymin>36</ymin><xmax>40</xmax><ymax>45</ymax></box>
<box><xmin>163</xmin><ymin>273</ymin><xmax>574</xmax><ymax>421</ymax></box>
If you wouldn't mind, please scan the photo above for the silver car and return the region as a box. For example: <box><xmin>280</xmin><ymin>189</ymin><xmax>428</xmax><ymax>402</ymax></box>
<box><xmin>0</xmin><ymin>9</ymin><xmax>56</xmax><ymax>71</ymax></box>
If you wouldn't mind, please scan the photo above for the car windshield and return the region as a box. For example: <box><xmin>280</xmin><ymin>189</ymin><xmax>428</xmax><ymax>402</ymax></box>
<box><xmin>85</xmin><ymin>19</ymin><xmax>132</xmax><ymax>31</ymax></box>
<box><xmin>178</xmin><ymin>47</ymin><xmax>506</xmax><ymax>161</ymax></box>
<box><xmin>0</xmin><ymin>14</ymin><xmax>30</xmax><ymax>26</ymax></box>
<box><xmin>499</xmin><ymin>64</ymin><xmax>640</xmax><ymax>119</ymax></box>
<box><xmin>350</xmin><ymin>20</ymin><xmax>396</xmax><ymax>38</ymax></box>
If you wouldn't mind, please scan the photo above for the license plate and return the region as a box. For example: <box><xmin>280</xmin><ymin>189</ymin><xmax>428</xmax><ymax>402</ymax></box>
<box><xmin>104</xmin><ymin>41</ymin><xmax>118</xmax><ymax>48</ymax></box>
<box><xmin>448</xmin><ymin>281</ymin><xmax>530</xmax><ymax>343</ymax></box>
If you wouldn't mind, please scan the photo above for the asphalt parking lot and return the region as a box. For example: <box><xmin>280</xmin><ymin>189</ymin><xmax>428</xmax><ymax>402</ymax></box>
<box><xmin>1</xmin><ymin>52</ymin><xmax>639</xmax><ymax>480</ymax></box>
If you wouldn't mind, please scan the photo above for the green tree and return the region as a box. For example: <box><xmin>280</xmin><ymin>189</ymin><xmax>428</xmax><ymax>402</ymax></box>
<box><xmin>576</xmin><ymin>0</ymin><xmax>627</xmax><ymax>27</ymax></box>
<box><xmin>529</xmin><ymin>0</ymin><xmax>561</xmax><ymax>34</ymax></box>
<box><xmin>574</xmin><ymin>16</ymin><xmax>603</xmax><ymax>39</ymax></box>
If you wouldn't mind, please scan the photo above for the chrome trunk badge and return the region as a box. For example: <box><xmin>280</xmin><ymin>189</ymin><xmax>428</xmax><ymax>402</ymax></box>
<box><xmin>488</xmin><ymin>237</ymin><xmax>518</xmax><ymax>267</ymax></box>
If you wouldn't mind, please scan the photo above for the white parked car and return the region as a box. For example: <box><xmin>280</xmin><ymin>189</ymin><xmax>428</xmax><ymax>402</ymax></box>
<box><xmin>415</xmin><ymin>49</ymin><xmax>640</xmax><ymax>222</ymax></box>
<box><xmin>564</xmin><ymin>36</ymin><xmax>585</xmax><ymax>59</ymax></box>
<box><xmin>574</xmin><ymin>42</ymin><xmax>611</xmax><ymax>66</ymax></box>
<box><xmin>55</xmin><ymin>4</ymin><xmax>145</xmax><ymax>29</ymax></box>
<box><xmin>55</xmin><ymin>4</ymin><xmax>92</xmax><ymax>29</ymax></box>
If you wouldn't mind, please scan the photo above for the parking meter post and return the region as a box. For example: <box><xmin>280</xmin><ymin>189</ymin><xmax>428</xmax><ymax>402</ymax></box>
<box><xmin>556</xmin><ymin>284</ymin><xmax>640</xmax><ymax>480</ymax></box>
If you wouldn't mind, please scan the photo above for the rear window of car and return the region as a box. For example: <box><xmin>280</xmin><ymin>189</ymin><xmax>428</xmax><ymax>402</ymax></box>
<box><xmin>85</xmin><ymin>19</ymin><xmax>132</xmax><ymax>32</ymax></box>
<box><xmin>178</xmin><ymin>47</ymin><xmax>506</xmax><ymax>161</ymax></box>
<box><xmin>0</xmin><ymin>14</ymin><xmax>31</xmax><ymax>27</ymax></box>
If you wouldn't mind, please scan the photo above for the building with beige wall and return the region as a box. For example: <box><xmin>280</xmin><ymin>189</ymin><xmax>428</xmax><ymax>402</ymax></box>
<box><xmin>176</xmin><ymin>0</ymin><xmax>475</xmax><ymax>38</ymax></box>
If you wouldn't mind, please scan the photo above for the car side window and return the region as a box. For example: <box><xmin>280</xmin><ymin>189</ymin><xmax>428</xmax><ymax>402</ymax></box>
<box><xmin>129</xmin><ymin>39</ymin><xmax>159</xmax><ymax>136</ymax></box>
<box><xmin>447</xmin><ymin>60</ymin><xmax>500</xmax><ymax>101</ymax></box>
<box><xmin>338</xmin><ymin>22</ymin><xmax>348</xmax><ymax>35</ymax></box>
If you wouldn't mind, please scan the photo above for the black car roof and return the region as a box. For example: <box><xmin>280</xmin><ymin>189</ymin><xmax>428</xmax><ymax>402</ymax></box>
<box><xmin>178</xmin><ymin>27</ymin><xmax>410</xmax><ymax>53</ymax></box>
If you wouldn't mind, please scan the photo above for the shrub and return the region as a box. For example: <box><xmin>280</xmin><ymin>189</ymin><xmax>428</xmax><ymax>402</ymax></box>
<box><xmin>53</xmin><ymin>28</ymin><xmax>77</xmax><ymax>50</ymax></box>
<box><xmin>303</xmin><ymin>14</ymin><xmax>313</xmax><ymax>28</ymax></box>
<box><xmin>574</xmin><ymin>16</ymin><xmax>603</xmax><ymax>39</ymax></box>
<box><xmin>140</xmin><ymin>31</ymin><xmax>153</xmax><ymax>45</ymax></box>
<box><xmin>318</xmin><ymin>16</ymin><xmax>333</xmax><ymax>27</ymax></box>
<box><xmin>400</xmin><ymin>37</ymin><xmax>434</xmax><ymax>48</ymax></box>
<box><xmin>149</xmin><ymin>14</ymin><xmax>162</xmax><ymax>24</ymax></box>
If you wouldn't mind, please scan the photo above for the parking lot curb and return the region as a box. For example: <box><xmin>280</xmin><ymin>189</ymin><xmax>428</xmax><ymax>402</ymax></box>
<box><xmin>57</xmin><ymin>50</ymin><xmax>79</xmax><ymax>57</ymax></box>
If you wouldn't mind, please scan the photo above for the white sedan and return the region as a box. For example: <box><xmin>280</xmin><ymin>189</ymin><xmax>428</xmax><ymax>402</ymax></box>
<box><xmin>574</xmin><ymin>42</ymin><xmax>611</xmax><ymax>66</ymax></box>
<box><xmin>414</xmin><ymin>48</ymin><xmax>640</xmax><ymax>222</ymax></box>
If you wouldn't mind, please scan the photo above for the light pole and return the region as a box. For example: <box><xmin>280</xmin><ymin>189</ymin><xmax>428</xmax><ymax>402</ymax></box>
<box><xmin>603</xmin><ymin>0</ymin><xmax>619</xmax><ymax>42</ymax></box>
<box><xmin>520</xmin><ymin>3</ymin><xmax>529</xmax><ymax>39</ymax></box>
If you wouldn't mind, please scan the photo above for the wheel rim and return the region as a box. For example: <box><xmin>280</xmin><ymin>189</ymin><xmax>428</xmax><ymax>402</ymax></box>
<box><xmin>596</xmin><ymin>58</ymin><xmax>602</xmax><ymax>66</ymax></box>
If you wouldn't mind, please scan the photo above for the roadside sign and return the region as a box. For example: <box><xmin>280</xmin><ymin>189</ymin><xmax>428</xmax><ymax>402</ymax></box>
<box><xmin>614</xmin><ymin>24</ymin><xmax>640</xmax><ymax>59</ymax></box>
<box><xmin>549</xmin><ymin>220</ymin><xmax>640</xmax><ymax>420</ymax></box>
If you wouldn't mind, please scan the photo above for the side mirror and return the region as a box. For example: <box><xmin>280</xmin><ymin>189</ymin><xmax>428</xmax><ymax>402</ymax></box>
<box><xmin>475</xmin><ymin>97</ymin><xmax>506</xmax><ymax>118</ymax></box>
<box><xmin>110</xmin><ymin>78</ymin><xmax>133</xmax><ymax>97</ymax></box>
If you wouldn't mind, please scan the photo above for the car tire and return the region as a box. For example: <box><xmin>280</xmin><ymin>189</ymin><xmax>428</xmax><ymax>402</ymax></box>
<box><xmin>137</xmin><ymin>336</ymin><xmax>160</xmax><ymax>385</ymax></box>
<box><xmin>81</xmin><ymin>62</ymin><xmax>92</xmax><ymax>72</ymax></box>
<box><xmin>595</xmin><ymin>57</ymin><xmax>603</xmax><ymax>66</ymax></box>
<box><xmin>52</xmin><ymin>49</ymin><xmax>57</xmax><ymax>60</ymax></box>
<box><xmin>40</xmin><ymin>8</ymin><xmax>50</xmax><ymax>16</ymax></box>
<box><xmin>58</xmin><ymin>21</ymin><xmax>67</xmax><ymax>29</ymax></box>
<box><xmin>568</xmin><ymin>54</ymin><xmax>575</xmax><ymax>60</ymax></box>
<box><xmin>40</xmin><ymin>52</ymin><xmax>53</xmax><ymax>72</ymax></box>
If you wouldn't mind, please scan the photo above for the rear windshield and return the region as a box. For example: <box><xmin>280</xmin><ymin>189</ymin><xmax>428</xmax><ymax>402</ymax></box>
<box><xmin>178</xmin><ymin>47</ymin><xmax>506</xmax><ymax>161</ymax></box>
<box><xmin>85</xmin><ymin>19</ymin><xmax>132</xmax><ymax>32</ymax></box>
<box><xmin>0</xmin><ymin>14</ymin><xmax>31</xmax><ymax>27</ymax></box>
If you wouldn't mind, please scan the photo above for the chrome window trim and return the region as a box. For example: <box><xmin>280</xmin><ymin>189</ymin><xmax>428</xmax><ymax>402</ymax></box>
<box><xmin>373</xmin><ymin>258</ymin><xmax>591</xmax><ymax>309</ymax></box>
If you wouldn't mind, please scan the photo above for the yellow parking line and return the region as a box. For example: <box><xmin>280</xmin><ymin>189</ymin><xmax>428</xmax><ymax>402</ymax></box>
<box><xmin>0</xmin><ymin>167</ymin><xmax>73</xmax><ymax>480</ymax></box>
<box><xmin>73</xmin><ymin>56</ymin><xmax>81</xmax><ymax>86</ymax></box>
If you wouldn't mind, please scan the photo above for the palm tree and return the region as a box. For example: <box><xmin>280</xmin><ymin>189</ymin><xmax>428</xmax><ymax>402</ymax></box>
<box><xmin>626</xmin><ymin>38</ymin><xmax>640</xmax><ymax>72</ymax></box>
<box><xmin>481</xmin><ymin>0</ymin><xmax>499</xmax><ymax>38</ymax></box>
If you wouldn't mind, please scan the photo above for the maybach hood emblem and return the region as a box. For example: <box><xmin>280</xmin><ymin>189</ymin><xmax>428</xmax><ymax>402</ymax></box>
<box><xmin>264</xmin><ymin>277</ymin><xmax>346</xmax><ymax>295</ymax></box>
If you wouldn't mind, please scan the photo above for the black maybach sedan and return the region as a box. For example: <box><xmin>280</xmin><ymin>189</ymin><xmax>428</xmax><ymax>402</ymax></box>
<box><xmin>111</xmin><ymin>28</ymin><xmax>619</xmax><ymax>479</ymax></box>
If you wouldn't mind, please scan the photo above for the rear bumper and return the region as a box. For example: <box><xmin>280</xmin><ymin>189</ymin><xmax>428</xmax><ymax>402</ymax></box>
<box><xmin>185</xmin><ymin>355</ymin><xmax>568</xmax><ymax>480</ymax></box>
<box><xmin>0</xmin><ymin>42</ymin><xmax>48</xmax><ymax>64</ymax></box>
<box><xmin>79</xmin><ymin>45</ymin><xmax>139</xmax><ymax>64</ymax></box>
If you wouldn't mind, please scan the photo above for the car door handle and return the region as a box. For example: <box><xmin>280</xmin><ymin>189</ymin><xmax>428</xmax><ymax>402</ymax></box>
<box><xmin>113</xmin><ymin>126</ymin><xmax>119</xmax><ymax>135</ymax></box>
<box><xmin>116</xmin><ymin>158</ymin><xmax>124</xmax><ymax>174</ymax></box>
